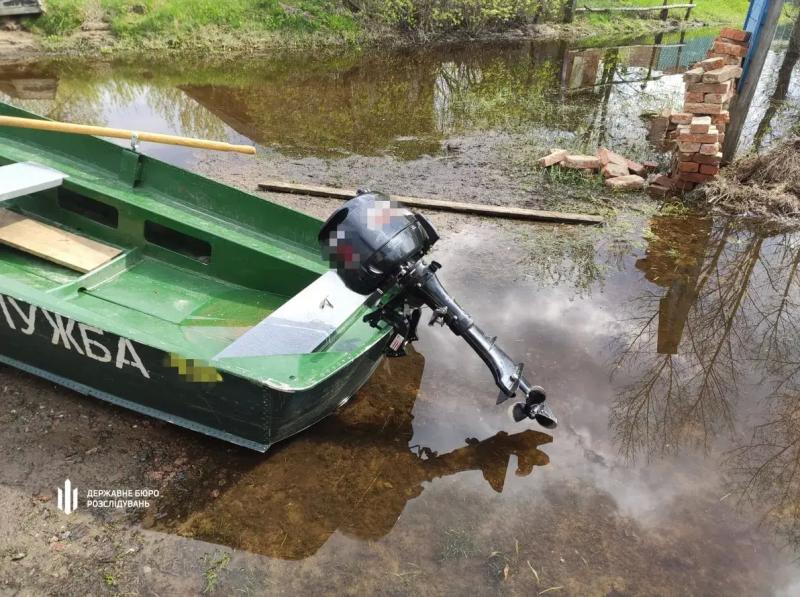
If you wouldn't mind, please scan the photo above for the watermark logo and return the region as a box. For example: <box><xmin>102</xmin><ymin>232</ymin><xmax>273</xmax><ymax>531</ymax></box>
<box><xmin>54</xmin><ymin>477</ymin><xmax>159</xmax><ymax>514</ymax></box>
<box><xmin>57</xmin><ymin>479</ymin><xmax>78</xmax><ymax>515</ymax></box>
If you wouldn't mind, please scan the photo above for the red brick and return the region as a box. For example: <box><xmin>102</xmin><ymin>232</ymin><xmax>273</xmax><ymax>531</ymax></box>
<box><xmin>720</xmin><ymin>28</ymin><xmax>750</xmax><ymax>43</ymax></box>
<box><xmin>643</xmin><ymin>160</ymin><xmax>658</xmax><ymax>171</ymax></box>
<box><xmin>684</xmin><ymin>102</ymin><xmax>725</xmax><ymax>115</ymax></box>
<box><xmin>538</xmin><ymin>149</ymin><xmax>568</xmax><ymax>167</ymax></box>
<box><xmin>684</xmin><ymin>67</ymin><xmax>704</xmax><ymax>83</ymax></box>
<box><xmin>653</xmin><ymin>175</ymin><xmax>674</xmax><ymax>188</ymax></box>
<box><xmin>698</xmin><ymin>57</ymin><xmax>725</xmax><ymax>71</ymax></box>
<box><xmin>678</xmin><ymin>132</ymin><xmax>721</xmax><ymax>144</ymax></box>
<box><xmin>678</xmin><ymin>142</ymin><xmax>702</xmax><ymax>153</ymax></box>
<box><xmin>712</xmin><ymin>111</ymin><xmax>731</xmax><ymax>124</ymax></box>
<box><xmin>597</xmin><ymin>147</ymin><xmax>628</xmax><ymax>167</ymax></box>
<box><xmin>690</xmin><ymin>116</ymin><xmax>712</xmax><ymax>133</ymax></box>
<box><xmin>700</xmin><ymin>143</ymin><xmax>721</xmax><ymax>155</ymax></box>
<box><xmin>679</xmin><ymin>172</ymin><xmax>714</xmax><ymax>184</ymax></box>
<box><xmin>713</xmin><ymin>41</ymin><xmax>748</xmax><ymax>58</ymax></box>
<box><xmin>705</xmin><ymin>93</ymin><xmax>730</xmax><ymax>104</ymax></box>
<box><xmin>671</xmin><ymin>177</ymin><xmax>696</xmax><ymax>191</ymax></box>
<box><xmin>605</xmin><ymin>174</ymin><xmax>645</xmax><ymax>191</ymax></box>
<box><xmin>707</xmin><ymin>51</ymin><xmax>743</xmax><ymax>66</ymax></box>
<box><xmin>670</xmin><ymin>112</ymin><xmax>693</xmax><ymax>124</ymax></box>
<box><xmin>678</xmin><ymin>161</ymin><xmax>699</xmax><ymax>173</ymax></box>
<box><xmin>564</xmin><ymin>154</ymin><xmax>601</xmax><ymax>170</ymax></box>
<box><xmin>686</xmin><ymin>81</ymin><xmax>732</xmax><ymax>95</ymax></box>
<box><xmin>626</xmin><ymin>159</ymin><xmax>647</xmax><ymax>176</ymax></box>
<box><xmin>703</xmin><ymin>65</ymin><xmax>743</xmax><ymax>83</ymax></box>
<box><xmin>699</xmin><ymin>164</ymin><xmax>720</xmax><ymax>175</ymax></box>
<box><xmin>685</xmin><ymin>91</ymin><xmax>705</xmax><ymax>103</ymax></box>
<box><xmin>695</xmin><ymin>152</ymin><xmax>722</xmax><ymax>165</ymax></box>
<box><xmin>648</xmin><ymin>184</ymin><xmax>672</xmax><ymax>199</ymax></box>
<box><xmin>602</xmin><ymin>162</ymin><xmax>629</xmax><ymax>178</ymax></box>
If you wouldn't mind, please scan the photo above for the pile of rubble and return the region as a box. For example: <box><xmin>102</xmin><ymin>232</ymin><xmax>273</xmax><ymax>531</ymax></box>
<box><xmin>538</xmin><ymin>28</ymin><xmax>752</xmax><ymax>199</ymax></box>
<box><xmin>537</xmin><ymin>147</ymin><xmax>657</xmax><ymax>191</ymax></box>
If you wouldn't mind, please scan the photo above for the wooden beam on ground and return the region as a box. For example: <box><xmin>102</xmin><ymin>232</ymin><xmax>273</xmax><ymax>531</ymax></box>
<box><xmin>575</xmin><ymin>4</ymin><xmax>695</xmax><ymax>14</ymax></box>
<box><xmin>257</xmin><ymin>180</ymin><xmax>604</xmax><ymax>226</ymax></box>
<box><xmin>0</xmin><ymin>210</ymin><xmax>122</xmax><ymax>272</ymax></box>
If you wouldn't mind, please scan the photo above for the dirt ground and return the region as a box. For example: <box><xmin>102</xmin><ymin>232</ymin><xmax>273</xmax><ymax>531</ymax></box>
<box><xmin>195</xmin><ymin>129</ymin><xmax>641</xmax><ymax>233</ymax></box>
<box><xmin>0</xmin><ymin>30</ymin><xmax>39</xmax><ymax>60</ymax></box>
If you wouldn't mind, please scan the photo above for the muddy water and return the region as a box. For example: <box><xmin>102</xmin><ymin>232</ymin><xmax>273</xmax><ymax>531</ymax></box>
<box><xmin>3</xmin><ymin>27</ymin><xmax>797</xmax><ymax>171</ymax></box>
<box><xmin>0</xmin><ymin>29</ymin><xmax>731</xmax><ymax>166</ymax></box>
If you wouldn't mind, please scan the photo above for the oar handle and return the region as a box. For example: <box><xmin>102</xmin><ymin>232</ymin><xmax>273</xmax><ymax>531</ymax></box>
<box><xmin>0</xmin><ymin>115</ymin><xmax>256</xmax><ymax>155</ymax></box>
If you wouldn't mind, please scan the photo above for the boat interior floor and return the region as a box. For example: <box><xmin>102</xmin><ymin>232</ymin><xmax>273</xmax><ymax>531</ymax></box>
<box><xmin>0</xmin><ymin>239</ymin><xmax>290</xmax><ymax>360</ymax></box>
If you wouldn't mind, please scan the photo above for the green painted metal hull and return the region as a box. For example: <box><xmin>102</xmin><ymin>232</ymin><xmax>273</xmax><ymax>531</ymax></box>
<box><xmin>0</xmin><ymin>101</ymin><xmax>392</xmax><ymax>451</ymax></box>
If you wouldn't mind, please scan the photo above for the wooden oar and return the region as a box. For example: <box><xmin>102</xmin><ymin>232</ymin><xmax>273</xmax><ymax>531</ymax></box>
<box><xmin>0</xmin><ymin>115</ymin><xmax>256</xmax><ymax>155</ymax></box>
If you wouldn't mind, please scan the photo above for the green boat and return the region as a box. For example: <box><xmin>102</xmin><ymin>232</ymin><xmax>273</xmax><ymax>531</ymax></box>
<box><xmin>0</xmin><ymin>101</ymin><xmax>556</xmax><ymax>452</ymax></box>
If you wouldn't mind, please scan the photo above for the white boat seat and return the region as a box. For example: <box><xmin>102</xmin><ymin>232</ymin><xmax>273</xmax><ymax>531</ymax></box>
<box><xmin>0</xmin><ymin>161</ymin><xmax>66</xmax><ymax>202</ymax></box>
<box><xmin>215</xmin><ymin>271</ymin><xmax>369</xmax><ymax>358</ymax></box>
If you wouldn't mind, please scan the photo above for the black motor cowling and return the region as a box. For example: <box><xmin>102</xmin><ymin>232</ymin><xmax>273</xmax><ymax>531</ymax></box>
<box><xmin>319</xmin><ymin>192</ymin><xmax>439</xmax><ymax>294</ymax></box>
<box><xmin>319</xmin><ymin>192</ymin><xmax>557</xmax><ymax>430</ymax></box>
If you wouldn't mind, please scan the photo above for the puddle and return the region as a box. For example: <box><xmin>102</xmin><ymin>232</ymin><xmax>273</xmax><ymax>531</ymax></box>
<box><xmin>4</xmin><ymin>27</ymin><xmax>794</xmax><ymax>168</ymax></box>
<box><xmin>115</xmin><ymin>215</ymin><xmax>800</xmax><ymax>594</ymax></box>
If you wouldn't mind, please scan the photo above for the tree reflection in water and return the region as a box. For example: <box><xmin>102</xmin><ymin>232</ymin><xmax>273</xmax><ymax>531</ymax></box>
<box><xmin>147</xmin><ymin>347</ymin><xmax>551</xmax><ymax>560</ymax></box>
<box><xmin>614</xmin><ymin>214</ymin><xmax>800</xmax><ymax>544</ymax></box>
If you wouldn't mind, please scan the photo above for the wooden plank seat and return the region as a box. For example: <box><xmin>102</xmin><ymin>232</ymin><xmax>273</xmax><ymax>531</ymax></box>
<box><xmin>0</xmin><ymin>161</ymin><xmax>119</xmax><ymax>272</ymax></box>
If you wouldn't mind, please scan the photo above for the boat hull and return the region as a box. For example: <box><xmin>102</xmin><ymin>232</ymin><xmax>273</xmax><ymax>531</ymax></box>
<box><xmin>0</xmin><ymin>291</ymin><xmax>389</xmax><ymax>451</ymax></box>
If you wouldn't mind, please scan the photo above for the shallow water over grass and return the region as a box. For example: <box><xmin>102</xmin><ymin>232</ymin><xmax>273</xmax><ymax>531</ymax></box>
<box><xmin>3</xmin><ymin>26</ymin><xmax>798</xmax><ymax>170</ymax></box>
<box><xmin>0</xmin><ymin>29</ymin><xmax>723</xmax><ymax>162</ymax></box>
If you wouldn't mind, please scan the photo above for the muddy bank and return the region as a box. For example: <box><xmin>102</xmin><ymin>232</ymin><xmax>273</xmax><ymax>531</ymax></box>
<box><xmin>0</xmin><ymin>30</ymin><xmax>39</xmax><ymax>61</ymax></box>
<box><xmin>0</xmin><ymin>16</ymin><xmax>701</xmax><ymax>60</ymax></box>
<box><xmin>196</xmin><ymin>131</ymin><xmax>636</xmax><ymax>230</ymax></box>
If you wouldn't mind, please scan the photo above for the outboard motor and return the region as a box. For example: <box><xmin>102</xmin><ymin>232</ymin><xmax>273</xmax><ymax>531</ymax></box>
<box><xmin>319</xmin><ymin>192</ymin><xmax>557</xmax><ymax>430</ymax></box>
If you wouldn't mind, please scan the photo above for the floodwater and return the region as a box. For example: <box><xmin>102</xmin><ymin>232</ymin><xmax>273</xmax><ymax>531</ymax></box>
<box><xmin>3</xmin><ymin>26</ymin><xmax>799</xmax><ymax>168</ymax></box>
<box><xmin>130</xmin><ymin>216</ymin><xmax>800</xmax><ymax>595</ymax></box>
<box><xmin>3</xmin><ymin>27</ymin><xmax>800</xmax><ymax>596</ymax></box>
